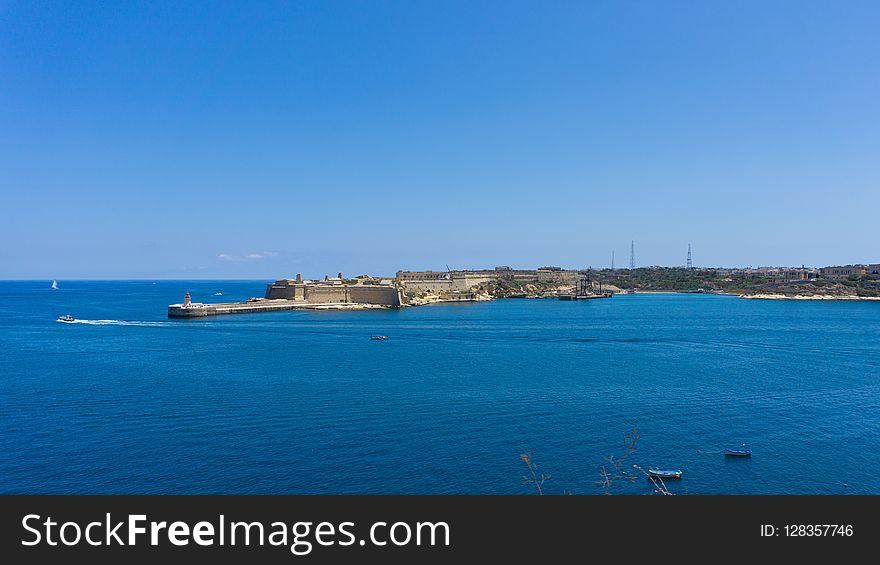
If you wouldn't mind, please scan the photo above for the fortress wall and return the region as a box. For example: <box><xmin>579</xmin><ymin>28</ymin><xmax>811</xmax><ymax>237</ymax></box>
<box><xmin>304</xmin><ymin>286</ymin><xmax>349</xmax><ymax>303</ymax></box>
<box><xmin>400</xmin><ymin>280</ymin><xmax>455</xmax><ymax>294</ymax></box>
<box><xmin>458</xmin><ymin>273</ymin><xmax>495</xmax><ymax>289</ymax></box>
<box><xmin>265</xmin><ymin>281</ymin><xmax>305</xmax><ymax>300</ymax></box>
<box><xmin>534</xmin><ymin>271</ymin><xmax>580</xmax><ymax>284</ymax></box>
<box><xmin>265</xmin><ymin>283</ymin><xmax>286</xmax><ymax>299</ymax></box>
<box><xmin>399</xmin><ymin>270</ymin><xmax>577</xmax><ymax>293</ymax></box>
<box><xmin>349</xmin><ymin>286</ymin><xmax>403</xmax><ymax>306</ymax></box>
<box><xmin>266</xmin><ymin>279</ymin><xmax>401</xmax><ymax>305</ymax></box>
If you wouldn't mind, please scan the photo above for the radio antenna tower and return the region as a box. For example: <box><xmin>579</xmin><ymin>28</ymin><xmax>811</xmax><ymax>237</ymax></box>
<box><xmin>611</xmin><ymin>250</ymin><xmax>615</xmax><ymax>270</ymax></box>
<box><xmin>629</xmin><ymin>240</ymin><xmax>635</xmax><ymax>270</ymax></box>
<box><xmin>687</xmin><ymin>244</ymin><xmax>692</xmax><ymax>269</ymax></box>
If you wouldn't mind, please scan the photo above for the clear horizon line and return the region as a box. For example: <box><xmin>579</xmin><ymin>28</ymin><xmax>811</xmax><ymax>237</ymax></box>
<box><xmin>4</xmin><ymin>262</ymin><xmax>875</xmax><ymax>282</ymax></box>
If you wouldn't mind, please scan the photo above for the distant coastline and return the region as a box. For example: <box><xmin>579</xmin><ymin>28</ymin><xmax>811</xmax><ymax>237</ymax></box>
<box><xmin>165</xmin><ymin>264</ymin><xmax>880</xmax><ymax>318</ymax></box>
<box><xmin>739</xmin><ymin>293</ymin><xmax>880</xmax><ymax>301</ymax></box>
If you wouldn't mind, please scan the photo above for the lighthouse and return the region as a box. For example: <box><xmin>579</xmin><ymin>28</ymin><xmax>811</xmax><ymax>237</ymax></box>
<box><xmin>183</xmin><ymin>291</ymin><xmax>192</xmax><ymax>307</ymax></box>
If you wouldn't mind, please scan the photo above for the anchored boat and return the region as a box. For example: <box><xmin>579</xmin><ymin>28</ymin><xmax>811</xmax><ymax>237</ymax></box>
<box><xmin>724</xmin><ymin>448</ymin><xmax>752</xmax><ymax>457</ymax></box>
<box><xmin>647</xmin><ymin>469</ymin><xmax>682</xmax><ymax>479</ymax></box>
<box><xmin>370</xmin><ymin>335</ymin><xmax>388</xmax><ymax>341</ymax></box>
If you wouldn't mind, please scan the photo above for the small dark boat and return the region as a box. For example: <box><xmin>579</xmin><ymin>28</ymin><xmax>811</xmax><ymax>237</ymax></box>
<box><xmin>724</xmin><ymin>448</ymin><xmax>752</xmax><ymax>457</ymax></box>
<box><xmin>370</xmin><ymin>335</ymin><xmax>388</xmax><ymax>341</ymax></box>
<box><xmin>647</xmin><ymin>469</ymin><xmax>682</xmax><ymax>479</ymax></box>
<box><xmin>57</xmin><ymin>314</ymin><xmax>75</xmax><ymax>323</ymax></box>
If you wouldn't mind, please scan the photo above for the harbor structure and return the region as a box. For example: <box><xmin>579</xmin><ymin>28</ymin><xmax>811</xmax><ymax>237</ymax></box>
<box><xmin>169</xmin><ymin>273</ymin><xmax>404</xmax><ymax>318</ymax></box>
<box><xmin>558</xmin><ymin>272</ymin><xmax>613</xmax><ymax>300</ymax></box>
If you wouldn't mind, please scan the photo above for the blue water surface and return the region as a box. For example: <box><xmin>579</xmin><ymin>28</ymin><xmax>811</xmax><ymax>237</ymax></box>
<box><xmin>1</xmin><ymin>281</ymin><xmax>878</xmax><ymax>494</ymax></box>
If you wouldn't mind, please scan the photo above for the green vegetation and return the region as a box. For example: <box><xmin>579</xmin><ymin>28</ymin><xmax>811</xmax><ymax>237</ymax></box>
<box><xmin>596</xmin><ymin>267</ymin><xmax>877</xmax><ymax>297</ymax></box>
<box><xmin>601</xmin><ymin>267</ymin><xmax>758</xmax><ymax>292</ymax></box>
<box><xmin>449</xmin><ymin>267</ymin><xmax>879</xmax><ymax>299</ymax></box>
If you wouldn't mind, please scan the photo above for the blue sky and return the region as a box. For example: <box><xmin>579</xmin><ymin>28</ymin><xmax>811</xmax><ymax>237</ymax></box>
<box><xmin>2</xmin><ymin>1</ymin><xmax>878</xmax><ymax>279</ymax></box>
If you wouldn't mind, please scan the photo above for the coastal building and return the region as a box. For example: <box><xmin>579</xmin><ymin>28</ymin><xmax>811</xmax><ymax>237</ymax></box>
<box><xmin>868</xmin><ymin>264</ymin><xmax>880</xmax><ymax>280</ymax></box>
<box><xmin>781</xmin><ymin>268</ymin><xmax>818</xmax><ymax>282</ymax></box>
<box><xmin>820</xmin><ymin>265</ymin><xmax>868</xmax><ymax>280</ymax></box>
<box><xmin>750</xmin><ymin>267</ymin><xmax>781</xmax><ymax>276</ymax></box>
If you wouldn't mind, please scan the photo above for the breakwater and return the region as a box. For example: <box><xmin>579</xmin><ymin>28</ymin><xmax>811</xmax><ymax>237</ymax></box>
<box><xmin>169</xmin><ymin>299</ymin><xmax>302</xmax><ymax>318</ymax></box>
<box><xmin>168</xmin><ymin>299</ymin><xmax>391</xmax><ymax>318</ymax></box>
<box><xmin>169</xmin><ymin>274</ymin><xmax>405</xmax><ymax>318</ymax></box>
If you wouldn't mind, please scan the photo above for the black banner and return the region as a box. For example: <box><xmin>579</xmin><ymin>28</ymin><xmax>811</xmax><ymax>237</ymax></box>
<box><xmin>1</xmin><ymin>496</ymin><xmax>874</xmax><ymax>562</ymax></box>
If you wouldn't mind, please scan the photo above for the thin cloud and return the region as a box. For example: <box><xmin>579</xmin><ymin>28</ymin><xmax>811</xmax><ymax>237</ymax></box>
<box><xmin>218</xmin><ymin>251</ymin><xmax>278</xmax><ymax>262</ymax></box>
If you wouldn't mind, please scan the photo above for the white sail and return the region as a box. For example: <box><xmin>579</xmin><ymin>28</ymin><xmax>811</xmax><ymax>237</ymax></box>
<box><xmin>51</xmin><ymin>279</ymin><xmax>58</xmax><ymax>290</ymax></box>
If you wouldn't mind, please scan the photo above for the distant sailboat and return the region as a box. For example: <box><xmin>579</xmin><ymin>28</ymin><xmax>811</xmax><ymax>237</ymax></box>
<box><xmin>51</xmin><ymin>279</ymin><xmax>59</xmax><ymax>290</ymax></box>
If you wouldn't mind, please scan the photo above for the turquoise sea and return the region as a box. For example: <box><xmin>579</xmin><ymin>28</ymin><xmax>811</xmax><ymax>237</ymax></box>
<box><xmin>1</xmin><ymin>281</ymin><xmax>878</xmax><ymax>494</ymax></box>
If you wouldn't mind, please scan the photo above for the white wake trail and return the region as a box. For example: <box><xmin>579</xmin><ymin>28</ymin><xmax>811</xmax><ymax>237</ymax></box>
<box><xmin>60</xmin><ymin>319</ymin><xmax>170</xmax><ymax>327</ymax></box>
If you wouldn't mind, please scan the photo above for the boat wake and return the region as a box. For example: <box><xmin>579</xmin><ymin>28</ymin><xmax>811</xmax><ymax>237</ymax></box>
<box><xmin>60</xmin><ymin>319</ymin><xmax>170</xmax><ymax>327</ymax></box>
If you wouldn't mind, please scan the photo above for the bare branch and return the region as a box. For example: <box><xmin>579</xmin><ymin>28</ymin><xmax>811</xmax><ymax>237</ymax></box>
<box><xmin>520</xmin><ymin>452</ymin><xmax>550</xmax><ymax>495</ymax></box>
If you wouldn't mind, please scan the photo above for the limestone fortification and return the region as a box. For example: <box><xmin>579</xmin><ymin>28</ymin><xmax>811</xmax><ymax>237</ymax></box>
<box><xmin>169</xmin><ymin>266</ymin><xmax>585</xmax><ymax>318</ymax></box>
<box><xmin>265</xmin><ymin>273</ymin><xmax>403</xmax><ymax>306</ymax></box>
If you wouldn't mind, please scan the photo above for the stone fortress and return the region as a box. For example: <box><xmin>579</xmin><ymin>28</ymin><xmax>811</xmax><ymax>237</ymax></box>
<box><xmin>169</xmin><ymin>266</ymin><xmax>583</xmax><ymax>317</ymax></box>
<box><xmin>265</xmin><ymin>273</ymin><xmax>404</xmax><ymax>306</ymax></box>
<box><xmin>265</xmin><ymin>266</ymin><xmax>582</xmax><ymax>304</ymax></box>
